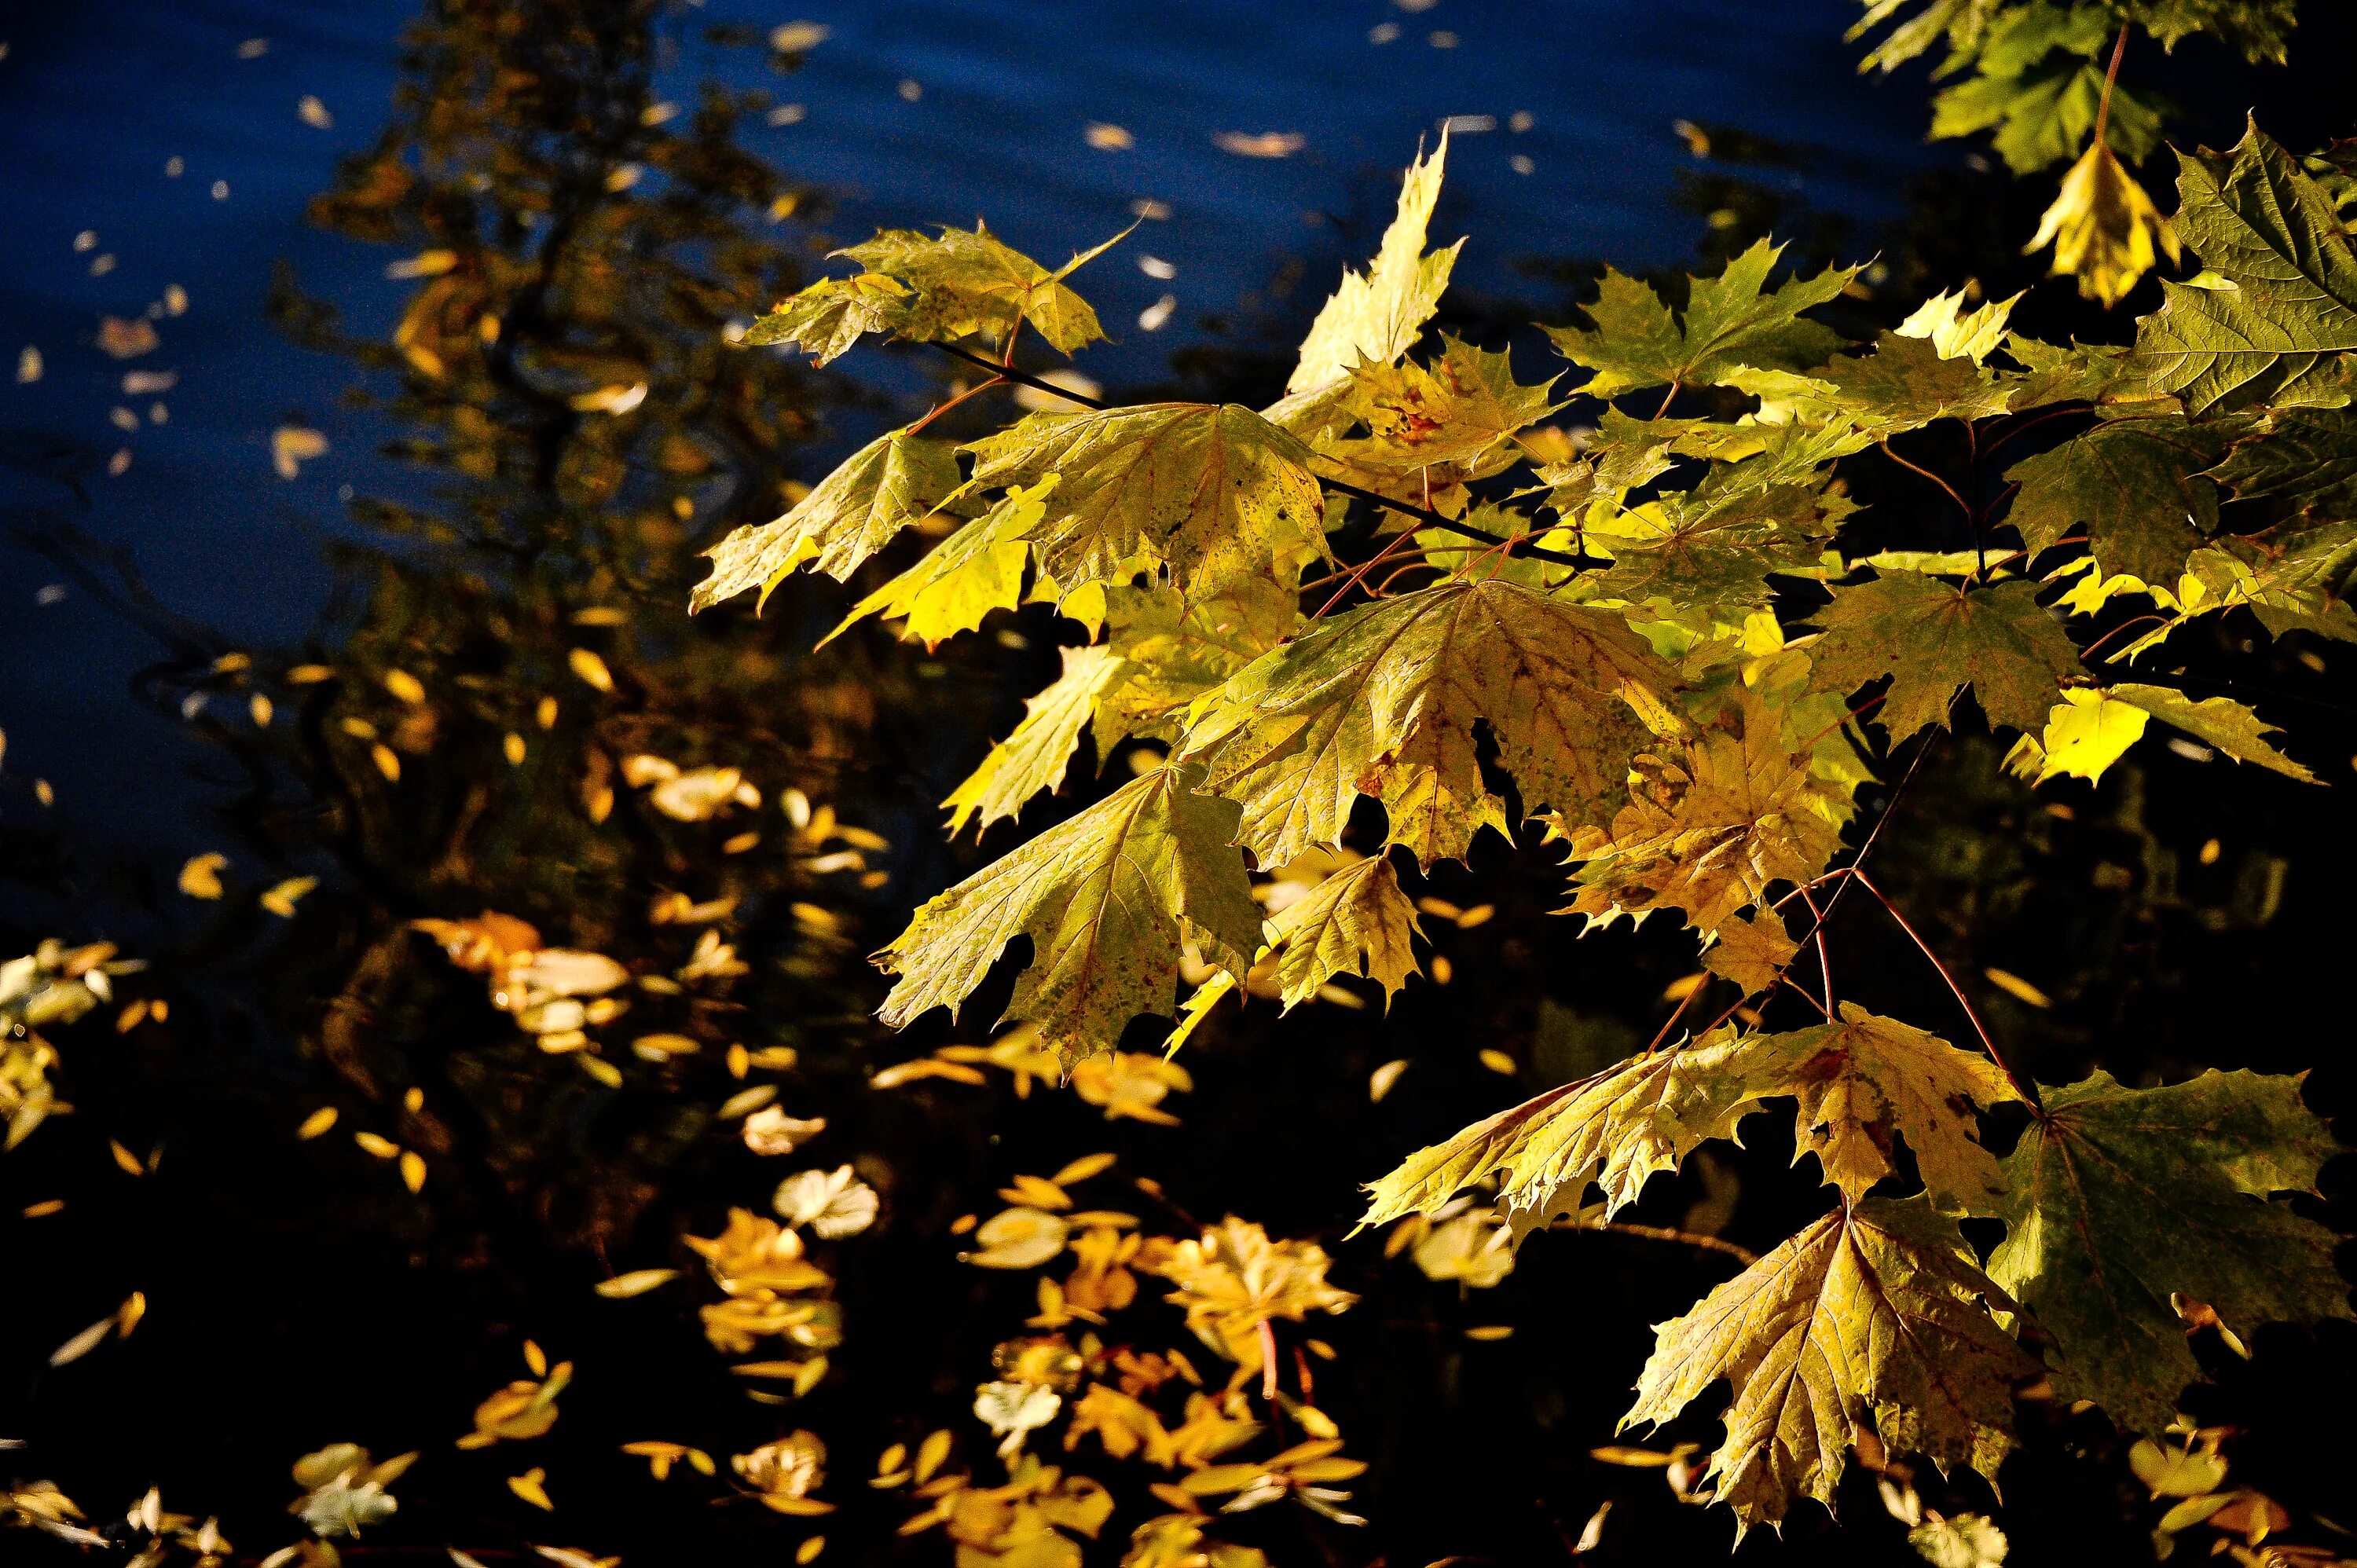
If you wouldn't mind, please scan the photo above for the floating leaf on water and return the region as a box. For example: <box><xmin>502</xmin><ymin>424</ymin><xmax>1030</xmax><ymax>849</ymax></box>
<box><xmin>1213</xmin><ymin>131</ymin><xmax>1304</xmax><ymax>159</ymax></box>
<box><xmin>594</xmin><ymin>1269</ymin><xmax>679</xmax><ymax>1299</ymax></box>
<box><xmin>178</xmin><ymin>852</ymin><xmax>229</xmax><ymax>899</ymax></box>
<box><xmin>259</xmin><ymin>876</ymin><xmax>318</xmax><ymax>917</ymax></box>
<box><xmin>272</xmin><ymin>427</ymin><xmax>328</xmax><ymax>478</ymax></box>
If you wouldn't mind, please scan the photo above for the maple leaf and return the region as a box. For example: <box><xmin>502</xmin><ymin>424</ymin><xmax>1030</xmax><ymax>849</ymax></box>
<box><xmin>1262</xmin><ymin>852</ymin><xmax>1421</xmax><ymax>1010</ymax></box>
<box><xmin>962</xmin><ymin>403</ymin><xmax>1326</xmax><ymax>594</ymax></box>
<box><xmin>943</xmin><ymin>644</ymin><xmax>1130</xmax><ymax>835</ymax></box>
<box><xmin>1282</xmin><ymin>130</ymin><xmax>1460</xmax><ymax>397</ymax></box>
<box><xmin>834</xmin><ymin>220</ymin><xmax>1127</xmax><ymax>353</ymax></box>
<box><xmin>1988</xmin><ymin>1068</ymin><xmax>2352</xmax><ymax>1433</ymax></box>
<box><xmin>2026</xmin><ymin>141</ymin><xmax>2182</xmax><ymax>309</ymax></box>
<box><xmin>1626</xmin><ymin>1198</ymin><xmax>2036</xmax><ymax>1533</ymax></box>
<box><xmin>1361</xmin><ymin>1039</ymin><xmax>1752</xmax><ymax>1236</ymax></box>
<box><xmin>691</xmin><ymin>429</ymin><xmax>962</xmax><ymax>610</ymax></box>
<box><xmin>1563</xmin><ymin>694</ymin><xmax>1853</xmax><ymax>933</ymax></box>
<box><xmin>742</xmin><ymin>273</ymin><xmax>911</xmax><ymax>364</ymax></box>
<box><xmin>1183</xmin><ymin>577</ymin><xmax>1683</xmax><ymax>867</ymax></box>
<box><xmin>1850</xmin><ymin>0</ymin><xmax>2010</xmax><ymax>75</ymax></box>
<box><xmin>2207</xmin><ymin>405</ymin><xmax>2357</xmax><ymax>518</ymax></box>
<box><xmin>2105</xmin><ymin>682</ymin><xmax>2316</xmax><ymax>781</ymax></box>
<box><xmin>1897</xmin><ymin>287</ymin><xmax>2024</xmax><ymax>365</ymax></box>
<box><xmin>1816</xmin><ymin>333</ymin><xmax>2018</xmax><ymax>430</ymax></box>
<box><xmin>1090</xmin><ymin>578</ymin><xmax>1301</xmax><ymax>753</ymax></box>
<box><xmin>1805</xmin><ymin>573</ymin><xmax>2086</xmax><ymax>740</ymax></box>
<box><xmin>1928</xmin><ymin>5</ymin><xmax>2164</xmax><ymax>175</ymax></box>
<box><xmin>2003</xmin><ymin>416</ymin><xmax>2235</xmax><ymax>584</ymax></box>
<box><xmin>2132</xmin><ymin>122</ymin><xmax>2357</xmax><ymax>412</ymax></box>
<box><xmin>874</xmin><ymin>762</ymin><xmax>1261</xmax><ymax>1061</ymax></box>
<box><xmin>1703</xmin><ymin>907</ymin><xmax>1802</xmax><ymax>996</ymax></box>
<box><xmin>1699</xmin><ymin>1005</ymin><xmax>2025</xmax><ymax>1214</ymax></box>
<box><xmin>1589</xmin><ymin>472</ymin><xmax>1851</xmax><ymax>613</ymax></box>
<box><xmin>1545</xmin><ymin>240</ymin><xmax>1856</xmax><ymax>400</ymax></box>
<box><xmin>1328</xmin><ymin>336</ymin><xmax>1564</xmax><ymax>474</ymax></box>
<box><xmin>2014</xmin><ymin>687</ymin><xmax>2155</xmax><ymax>784</ymax></box>
<box><xmin>830</xmin><ymin>478</ymin><xmax>1048</xmax><ymax>650</ymax></box>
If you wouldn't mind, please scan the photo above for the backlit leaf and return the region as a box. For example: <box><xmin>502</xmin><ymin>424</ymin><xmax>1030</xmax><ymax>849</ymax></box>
<box><xmin>1284</xmin><ymin>131</ymin><xmax>1460</xmax><ymax>397</ymax></box>
<box><xmin>875</xmin><ymin>763</ymin><xmax>1261</xmax><ymax>1061</ymax></box>
<box><xmin>1263</xmin><ymin>852</ymin><xmax>1421</xmax><ymax>1009</ymax></box>
<box><xmin>962</xmin><ymin>403</ymin><xmax>1326</xmax><ymax>595</ymax></box>
<box><xmin>1625</xmin><ymin>1198</ymin><xmax>2036</xmax><ymax>1533</ymax></box>
<box><xmin>1545</xmin><ymin>239</ymin><xmax>1856</xmax><ymax>400</ymax></box>
<box><xmin>944</xmin><ymin>644</ymin><xmax>1128</xmax><ymax>835</ymax></box>
<box><xmin>1695</xmin><ymin>1004</ymin><xmax>2025</xmax><ymax>1213</ymax></box>
<box><xmin>691</xmin><ymin>429</ymin><xmax>962</xmax><ymax>609</ymax></box>
<box><xmin>1185</xmin><ymin>577</ymin><xmax>1682</xmax><ymax>867</ymax></box>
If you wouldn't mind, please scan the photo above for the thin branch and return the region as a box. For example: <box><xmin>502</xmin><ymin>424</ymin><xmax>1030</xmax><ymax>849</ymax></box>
<box><xmin>1878</xmin><ymin>437</ymin><xmax>1974</xmax><ymax>525</ymax></box>
<box><xmin>905</xmin><ymin>373</ymin><xmax>1006</xmax><ymax>437</ymax></box>
<box><xmin>2093</xmin><ymin>22</ymin><xmax>2131</xmax><ymax>148</ymax></box>
<box><xmin>1799</xmin><ymin>885</ymin><xmax>1835</xmax><ymax>1016</ymax></box>
<box><xmin>1846</xmin><ymin>868</ymin><xmax>2043</xmax><ymax>1112</ymax></box>
<box><xmin>1551</xmin><ymin>1214</ymin><xmax>1757</xmax><ymax>1266</ymax></box>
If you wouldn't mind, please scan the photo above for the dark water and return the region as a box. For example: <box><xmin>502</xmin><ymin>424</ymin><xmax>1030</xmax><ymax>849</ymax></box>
<box><xmin>0</xmin><ymin>0</ymin><xmax>1932</xmax><ymax>854</ymax></box>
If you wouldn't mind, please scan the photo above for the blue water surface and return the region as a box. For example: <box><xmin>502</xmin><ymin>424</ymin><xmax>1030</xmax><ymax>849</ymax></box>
<box><xmin>0</xmin><ymin>0</ymin><xmax>1936</xmax><ymax>852</ymax></box>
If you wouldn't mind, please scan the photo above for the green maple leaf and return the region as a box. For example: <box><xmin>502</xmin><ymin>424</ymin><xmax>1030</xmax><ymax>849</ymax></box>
<box><xmin>1263</xmin><ymin>852</ymin><xmax>1422</xmax><ymax>1010</ymax></box>
<box><xmin>1849</xmin><ymin>0</ymin><xmax>2009</xmax><ymax>74</ymax></box>
<box><xmin>1563</xmin><ymin>692</ymin><xmax>1854</xmax><ymax>932</ymax></box>
<box><xmin>2129</xmin><ymin>0</ymin><xmax>2298</xmax><ymax>62</ymax></box>
<box><xmin>2003</xmin><ymin>416</ymin><xmax>2231</xmax><ymax>584</ymax></box>
<box><xmin>2166</xmin><ymin>518</ymin><xmax>2357</xmax><ymax>649</ymax></box>
<box><xmin>1183</xmin><ymin>577</ymin><xmax>1683</xmax><ymax>867</ymax></box>
<box><xmin>1331</xmin><ymin>336</ymin><xmax>1564</xmax><ymax>473</ymax></box>
<box><xmin>2208</xmin><ymin>405</ymin><xmax>2357</xmax><ymax>518</ymax></box>
<box><xmin>1988</xmin><ymin>1069</ymin><xmax>2351</xmax><ymax>1433</ymax></box>
<box><xmin>2106</xmin><ymin>683</ymin><xmax>2317</xmax><ymax>781</ymax></box>
<box><xmin>1926</xmin><ymin>4</ymin><xmax>2165</xmax><ymax>174</ymax></box>
<box><xmin>1283</xmin><ymin>131</ymin><xmax>1461</xmax><ymax>397</ymax></box>
<box><xmin>1806</xmin><ymin>573</ymin><xmax>2086</xmax><ymax>740</ymax></box>
<box><xmin>1590</xmin><ymin>474</ymin><xmax>1850</xmax><ymax>613</ymax></box>
<box><xmin>875</xmin><ymin>761</ymin><xmax>1261</xmax><ymax>1061</ymax></box>
<box><xmin>742</xmin><ymin>273</ymin><xmax>911</xmax><ymax>364</ymax></box>
<box><xmin>691</xmin><ymin>428</ymin><xmax>963</xmax><ymax>610</ymax></box>
<box><xmin>1546</xmin><ymin>239</ymin><xmax>1856</xmax><ymax>400</ymax></box>
<box><xmin>2132</xmin><ymin>122</ymin><xmax>2357</xmax><ymax>413</ymax></box>
<box><xmin>1090</xmin><ymin>578</ymin><xmax>1302</xmax><ymax>753</ymax></box>
<box><xmin>963</xmin><ymin>403</ymin><xmax>1327</xmax><ymax>595</ymax></box>
<box><xmin>943</xmin><ymin>644</ymin><xmax>1131</xmax><ymax>836</ymax></box>
<box><xmin>1361</xmin><ymin>1038</ymin><xmax>1753</xmax><ymax>1235</ymax></box>
<box><xmin>1898</xmin><ymin>287</ymin><xmax>2025</xmax><ymax>365</ymax></box>
<box><xmin>837</xmin><ymin>221</ymin><xmax>1126</xmax><ymax>353</ymax></box>
<box><xmin>1699</xmin><ymin>1005</ymin><xmax>2025</xmax><ymax>1214</ymax></box>
<box><xmin>1817</xmin><ymin>332</ymin><xmax>2018</xmax><ymax>430</ymax></box>
<box><xmin>830</xmin><ymin>478</ymin><xmax>1049</xmax><ymax>650</ymax></box>
<box><xmin>1626</xmin><ymin>1198</ymin><xmax>2037</xmax><ymax>1533</ymax></box>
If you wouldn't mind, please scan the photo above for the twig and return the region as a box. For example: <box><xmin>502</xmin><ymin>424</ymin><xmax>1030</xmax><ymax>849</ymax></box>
<box><xmin>1799</xmin><ymin>886</ymin><xmax>1835</xmax><ymax>1015</ymax></box>
<box><xmin>1551</xmin><ymin>1214</ymin><xmax>1757</xmax><ymax>1266</ymax></box>
<box><xmin>2093</xmin><ymin>23</ymin><xmax>2131</xmax><ymax>149</ymax></box>
<box><xmin>905</xmin><ymin>373</ymin><xmax>1006</xmax><ymax>436</ymax></box>
<box><xmin>1846</xmin><ymin>868</ymin><xmax>2043</xmax><ymax>1111</ymax></box>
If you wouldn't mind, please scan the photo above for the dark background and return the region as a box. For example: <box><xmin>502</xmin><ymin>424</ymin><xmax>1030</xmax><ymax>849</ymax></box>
<box><xmin>1</xmin><ymin>2</ymin><xmax>2352</xmax><ymax>1565</ymax></box>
